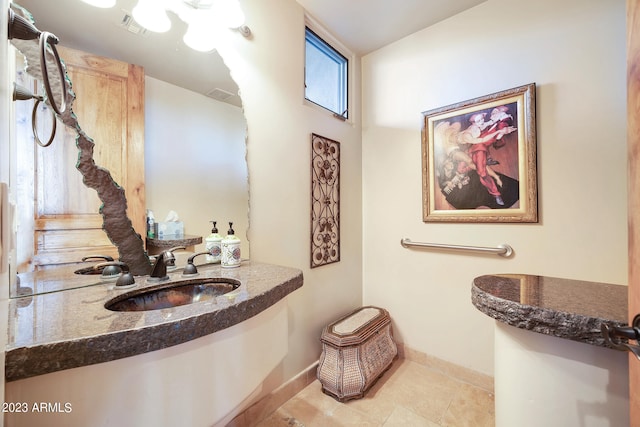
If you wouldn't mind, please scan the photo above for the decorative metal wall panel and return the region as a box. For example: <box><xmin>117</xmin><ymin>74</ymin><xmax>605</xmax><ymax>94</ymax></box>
<box><xmin>311</xmin><ymin>133</ymin><xmax>340</xmax><ymax>268</ymax></box>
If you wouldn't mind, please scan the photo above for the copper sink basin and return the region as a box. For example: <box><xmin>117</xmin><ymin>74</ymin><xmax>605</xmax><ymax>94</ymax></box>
<box><xmin>105</xmin><ymin>278</ymin><xmax>240</xmax><ymax>312</ymax></box>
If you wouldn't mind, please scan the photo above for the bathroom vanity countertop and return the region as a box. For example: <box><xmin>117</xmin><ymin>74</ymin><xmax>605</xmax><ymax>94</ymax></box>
<box><xmin>6</xmin><ymin>261</ymin><xmax>303</xmax><ymax>382</ymax></box>
<box><xmin>472</xmin><ymin>274</ymin><xmax>627</xmax><ymax>348</ymax></box>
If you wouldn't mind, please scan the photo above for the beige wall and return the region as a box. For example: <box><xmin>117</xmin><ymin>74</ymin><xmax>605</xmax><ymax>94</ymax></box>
<box><xmin>216</xmin><ymin>0</ymin><xmax>364</xmax><ymax>383</ymax></box>
<box><xmin>361</xmin><ymin>0</ymin><xmax>627</xmax><ymax>376</ymax></box>
<box><xmin>145</xmin><ymin>77</ymin><xmax>250</xmax><ymax>261</ymax></box>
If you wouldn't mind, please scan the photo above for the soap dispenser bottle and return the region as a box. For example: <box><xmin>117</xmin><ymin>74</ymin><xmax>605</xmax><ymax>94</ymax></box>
<box><xmin>205</xmin><ymin>221</ymin><xmax>222</xmax><ymax>263</ymax></box>
<box><xmin>221</xmin><ymin>222</ymin><xmax>241</xmax><ymax>268</ymax></box>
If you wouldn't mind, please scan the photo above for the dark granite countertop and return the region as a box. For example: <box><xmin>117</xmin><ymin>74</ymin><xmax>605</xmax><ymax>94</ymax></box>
<box><xmin>146</xmin><ymin>234</ymin><xmax>203</xmax><ymax>253</ymax></box>
<box><xmin>472</xmin><ymin>274</ymin><xmax>627</xmax><ymax>348</ymax></box>
<box><xmin>6</xmin><ymin>261</ymin><xmax>303</xmax><ymax>382</ymax></box>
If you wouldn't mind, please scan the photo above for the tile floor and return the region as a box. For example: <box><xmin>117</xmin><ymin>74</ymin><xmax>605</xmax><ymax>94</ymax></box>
<box><xmin>254</xmin><ymin>358</ymin><xmax>495</xmax><ymax>426</ymax></box>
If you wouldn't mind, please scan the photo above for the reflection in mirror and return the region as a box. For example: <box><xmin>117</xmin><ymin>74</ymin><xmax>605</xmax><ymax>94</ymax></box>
<box><xmin>9</xmin><ymin>2</ymin><xmax>249</xmax><ymax>297</ymax></box>
<box><xmin>12</xmin><ymin>6</ymin><xmax>151</xmax><ymax>282</ymax></box>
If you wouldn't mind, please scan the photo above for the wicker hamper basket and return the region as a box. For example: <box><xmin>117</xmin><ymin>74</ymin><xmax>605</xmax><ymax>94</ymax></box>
<box><xmin>317</xmin><ymin>306</ymin><xmax>397</xmax><ymax>402</ymax></box>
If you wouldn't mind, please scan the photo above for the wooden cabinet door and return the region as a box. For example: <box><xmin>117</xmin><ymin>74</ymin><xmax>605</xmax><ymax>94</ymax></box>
<box><xmin>16</xmin><ymin>46</ymin><xmax>144</xmax><ymax>271</ymax></box>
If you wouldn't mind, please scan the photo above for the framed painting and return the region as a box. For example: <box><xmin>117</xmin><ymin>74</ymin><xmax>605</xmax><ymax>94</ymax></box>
<box><xmin>421</xmin><ymin>83</ymin><xmax>537</xmax><ymax>223</ymax></box>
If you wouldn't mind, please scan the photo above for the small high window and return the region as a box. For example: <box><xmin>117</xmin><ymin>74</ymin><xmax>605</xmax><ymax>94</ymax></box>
<box><xmin>305</xmin><ymin>27</ymin><xmax>348</xmax><ymax>119</ymax></box>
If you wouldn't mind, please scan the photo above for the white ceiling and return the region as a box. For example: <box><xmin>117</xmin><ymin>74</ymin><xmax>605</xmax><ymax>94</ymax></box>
<box><xmin>12</xmin><ymin>0</ymin><xmax>486</xmax><ymax>102</ymax></box>
<box><xmin>297</xmin><ymin>0</ymin><xmax>486</xmax><ymax>55</ymax></box>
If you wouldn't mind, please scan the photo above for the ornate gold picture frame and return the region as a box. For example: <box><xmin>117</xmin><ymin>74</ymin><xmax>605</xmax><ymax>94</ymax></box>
<box><xmin>422</xmin><ymin>83</ymin><xmax>537</xmax><ymax>223</ymax></box>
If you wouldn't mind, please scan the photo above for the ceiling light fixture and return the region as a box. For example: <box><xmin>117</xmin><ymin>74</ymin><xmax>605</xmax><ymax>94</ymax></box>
<box><xmin>132</xmin><ymin>0</ymin><xmax>172</xmax><ymax>33</ymax></box>
<box><xmin>82</xmin><ymin>0</ymin><xmax>250</xmax><ymax>52</ymax></box>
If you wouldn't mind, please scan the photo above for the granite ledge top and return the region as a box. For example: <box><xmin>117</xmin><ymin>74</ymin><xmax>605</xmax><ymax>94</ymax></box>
<box><xmin>6</xmin><ymin>261</ymin><xmax>303</xmax><ymax>382</ymax></box>
<box><xmin>146</xmin><ymin>234</ymin><xmax>203</xmax><ymax>249</ymax></box>
<box><xmin>472</xmin><ymin>274</ymin><xmax>627</xmax><ymax>349</ymax></box>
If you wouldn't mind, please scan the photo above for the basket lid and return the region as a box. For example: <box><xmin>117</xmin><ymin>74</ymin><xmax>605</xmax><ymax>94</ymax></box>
<box><xmin>321</xmin><ymin>306</ymin><xmax>391</xmax><ymax>346</ymax></box>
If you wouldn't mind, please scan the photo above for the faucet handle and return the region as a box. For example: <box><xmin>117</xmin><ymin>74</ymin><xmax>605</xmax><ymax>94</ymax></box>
<box><xmin>83</xmin><ymin>255</ymin><xmax>119</xmax><ymax>278</ymax></box>
<box><xmin>82</xmin><ymin>255</ymin><xmax>115</xmax><ymax>262</ymax></box>
<box><xmin>95</xmin><ymin>261</ymin><xmax>135</xmax><ymax>288</ymax></box>
<box><xmin>183</xmin><ymin>251</ymin><xmax>210</xmax><ymax>276</ymax></box>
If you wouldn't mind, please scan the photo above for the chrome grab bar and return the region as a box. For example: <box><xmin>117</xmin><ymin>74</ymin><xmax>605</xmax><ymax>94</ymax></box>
<box><xmin>400</xmin><ymin>238</ymin><xmax>513</xmax><ymax>257</ymax></box>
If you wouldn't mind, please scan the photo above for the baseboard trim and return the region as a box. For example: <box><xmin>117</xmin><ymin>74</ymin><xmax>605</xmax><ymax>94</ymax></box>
<box><xmin>398</xmin><ymin>342</ymin><xmax>494</xmax><ymax>393</ymax></box>
<box><xmin>226</xmin><ymin>361</ymin><xmax>319</xmax><ymax>427</ymax></box>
